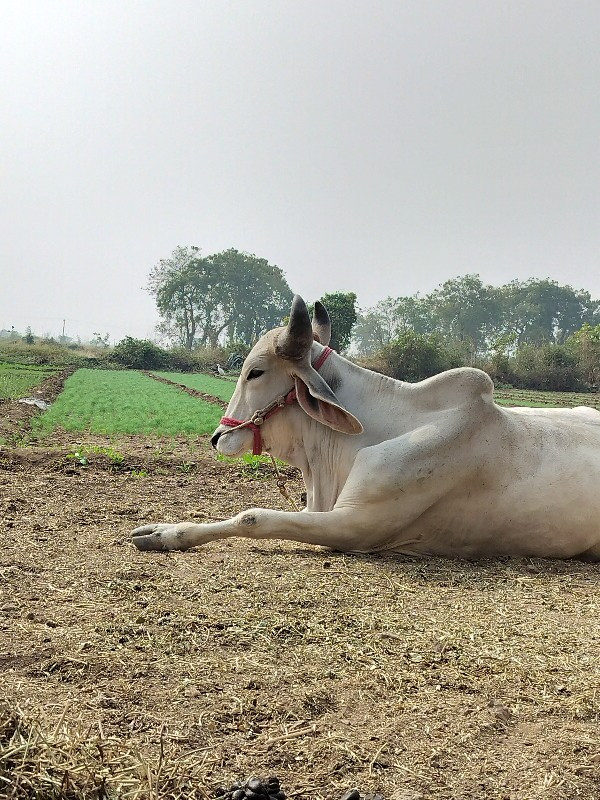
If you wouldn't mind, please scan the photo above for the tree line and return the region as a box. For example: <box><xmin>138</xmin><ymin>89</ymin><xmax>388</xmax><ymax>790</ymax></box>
<box><xmin>353</xmin><ymin>275</ymin><xmax>600</xmax><ymax>391</ymax></box>
<box><xmin>354</xmin><ymin>274</ymin><xmax>600</xmax><ymax>355</ymax></box>
<box><xmin>147</xmin><ymin>246</ymin><xmax>599</xmax><ymax>390</ymax></box>
<box><xmin>7</xmin><ymin>245</ymin><xmax>598</xmax><ymax>391</ymax></box>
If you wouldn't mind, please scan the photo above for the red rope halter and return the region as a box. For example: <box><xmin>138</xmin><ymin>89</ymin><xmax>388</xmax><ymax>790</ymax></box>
<box><xmin>219</xmin><ymin>346</ymin><xmax>334</xmax><ymax>455</ymax></box>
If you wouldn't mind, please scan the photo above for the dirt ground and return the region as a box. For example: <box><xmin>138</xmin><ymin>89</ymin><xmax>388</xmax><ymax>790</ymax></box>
<box><xmin>1</xmin><ymin>382</ymin><xmax>600</xmax><ymax>799</ymax></box>
<box><xmin>0</xmin><ymin>370</ymin><xmax>74</xmax><ymax>445</ymax></box>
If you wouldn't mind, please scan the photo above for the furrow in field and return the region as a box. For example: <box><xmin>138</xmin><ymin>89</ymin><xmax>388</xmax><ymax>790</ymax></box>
<box><xmin>151</xmin><ymin>370</ymin><xmax>235</xmax><ymax>403</ymax></box>
<box><xmin>0</xmin><ymin>362</ymin><xmax>62</xmax><ymax>400</ymax></box>
<box><xmin>0</xmin><ymin>368</ymin><xmax>75</xmax><ymax>444</ymax></box>
<box><xmin>143</xmin><ymin>371</ymin><xmax>229</xmax><ymax>409</ymax></box>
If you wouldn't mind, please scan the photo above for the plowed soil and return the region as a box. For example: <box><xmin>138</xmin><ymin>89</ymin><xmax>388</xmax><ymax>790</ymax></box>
<box><xmin>1</xmin><ymin>373</ymin><xmax>600</xmax><ymax>799</ymax></box>
<box><xmin>0</xmin><ymin>370</ymin><xmax>73</xmax><ymax>445</ymax></box>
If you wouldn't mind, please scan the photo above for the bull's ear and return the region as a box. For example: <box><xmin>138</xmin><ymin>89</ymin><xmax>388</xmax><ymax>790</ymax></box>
<box><xmin>276</xmin><ymin>295</ymin><xmax>313</xmax><ymax>360</ymax></box>
<box><xmin>293</xmin><ymin>367</ymin><xmax>363</xmax><ymax>435</ymax></box>
<box><xmin>312</xmin><ymin>301</ymin><xmax>331</xmax><ymax>346</ymax></box>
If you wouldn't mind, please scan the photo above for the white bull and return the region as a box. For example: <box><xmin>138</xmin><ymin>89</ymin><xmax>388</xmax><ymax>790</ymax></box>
<box><xmin>132</xmin><ymin>296</ymin><xmax>600</xmax><ymax>560</ymax></box>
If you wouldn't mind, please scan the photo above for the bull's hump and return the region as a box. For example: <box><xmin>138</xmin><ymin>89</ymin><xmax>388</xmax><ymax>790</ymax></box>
<box><xmin>411</xmin><ymin>368</ymin><xmax>494</xmax><ymax>411</ymax></box>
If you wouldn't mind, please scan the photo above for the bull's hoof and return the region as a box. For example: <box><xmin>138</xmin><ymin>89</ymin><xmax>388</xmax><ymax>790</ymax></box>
<box><xmin>131</xmin><ymin>524</ymin><xmax>172</xmax><ymax>552</ymax></box>
<box><xmin>131</xmin><ymin>533</ymin><xmax>168</xmax><ymax>552</ymax></box>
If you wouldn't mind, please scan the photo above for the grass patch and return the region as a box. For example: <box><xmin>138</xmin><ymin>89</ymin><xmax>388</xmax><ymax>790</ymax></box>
<box><xmin>67</xmin><ymin>443</ymin><xmax>127</xmax><ymax>469</ymax></box>
<box><xmin>216</xmin><ymin>451</ymin><xmax>285</xmax><ymax>478</ymax></box>
<box><xmin>154</xmin><ymin>371</ymin><xmax>236</xmax><ymax>402</ymax></box>
<box><xmin>153</xmin><ymin>374</ymin><xmax>600</xmax><ymax>412</ymax></box>
<box><xmin>0</xmin><ymin>362</ymin><xmax>59</xmax><ymax>399</ymax></box>
<box><xmin>0</xmin><ymin>341</ymin><xmax>102</xmax><ymax>368</ymax></box>
<box><xmin>32</xmin><ymin>369</ymin><xmax>224</xmax><ymax>436</ymax></box>
<box><xmin>494</xmin><ymin>397</ymin><xmax>565</xmax><ymax>408</ymax></box>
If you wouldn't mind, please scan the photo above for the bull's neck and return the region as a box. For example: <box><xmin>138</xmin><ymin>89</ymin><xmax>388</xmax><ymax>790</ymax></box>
<box><xmin>319</xmin><ymin>348</ymin><xmax>408</xmax><ymax>439</ymax></box>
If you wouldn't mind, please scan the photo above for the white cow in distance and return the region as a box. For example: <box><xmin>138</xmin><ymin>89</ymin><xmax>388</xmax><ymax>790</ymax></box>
<box><xmin>133</xmin><ymin>296</ymin><xmax>600</xmax><ymax>560</ymax></box>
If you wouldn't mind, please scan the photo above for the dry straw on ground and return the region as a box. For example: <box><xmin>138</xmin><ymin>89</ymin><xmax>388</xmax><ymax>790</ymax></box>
<box><xmin>1</xmin><ymin>384</ymin><xmax>600</xmax><ymax>799</ymax></box>
<box><xmin>0</xmin><ymin>703</ymin><xmax>149</xmax><ymax>798</ymax></box>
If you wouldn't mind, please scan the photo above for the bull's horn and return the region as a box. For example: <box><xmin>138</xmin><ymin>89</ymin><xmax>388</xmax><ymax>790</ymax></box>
<box><xmin>276</xmin><ymin>295</ymin><xmax>313</xmax><ymax>360</ymax></box>
<box><xmin>312</xmin><ymin>301</ymin><xmax>331</xmax><ymax>346</ymax></box>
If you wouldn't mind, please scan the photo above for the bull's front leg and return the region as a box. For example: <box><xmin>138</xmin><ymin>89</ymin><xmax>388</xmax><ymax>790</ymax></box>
<box><xmin>131</xmin><ymin>507</ymin><xmax>359</xmax><ymax>553</ymax></box>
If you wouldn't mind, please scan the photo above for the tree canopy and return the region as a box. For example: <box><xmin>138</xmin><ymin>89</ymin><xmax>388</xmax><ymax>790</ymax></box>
<box><xmin>148</xmin><ymin>247</ymin><xmax>293</xmax><ymax>349</ymax></box>
<box><xmin>314</xmin><ymin>292</ymin><xmax>358</xmax><ymax>352</ymax></box>
<box><xmin>147</xmin><ymin>247</ymin><xmax>599</xmax><ymax>393</ymax></box>
<box><xmin>354</xmin><ymin>276</ymin><xmax>600</xmax><ymax>356</ymax></box>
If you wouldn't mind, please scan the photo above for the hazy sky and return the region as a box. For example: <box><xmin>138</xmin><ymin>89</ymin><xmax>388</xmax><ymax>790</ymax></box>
<box><xmin>1</xmin><ymin>0</ymin><xmax>599</xmax><ymax>342</ymax></box>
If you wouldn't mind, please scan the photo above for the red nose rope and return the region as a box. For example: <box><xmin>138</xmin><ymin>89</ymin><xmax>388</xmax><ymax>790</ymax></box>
<box><xmin>219</xmin><ymin>346</ymin><xmax>334</xmax><ymax>455</ymax></box>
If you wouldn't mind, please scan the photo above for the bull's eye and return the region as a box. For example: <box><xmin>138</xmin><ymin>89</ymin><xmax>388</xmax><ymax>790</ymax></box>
<box><xmin>247</xmin><ymin>369</ymin><xmax>264</xmax><ymax>381</ymax></box>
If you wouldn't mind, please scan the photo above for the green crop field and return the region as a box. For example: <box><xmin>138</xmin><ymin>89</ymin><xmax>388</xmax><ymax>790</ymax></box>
<box><xmin>153</xmin><ymin>371</ymin><xmax>236</xmax><ymax>402</ymax></box>
<box><xmin>494</xmin><ymin>386</ymin><xmax>600</xmax><ymax>410</ymax></box>
<box><xmin>32</xmin><ymin>369</ymin><xmax>225</xmax><ymax>436</ymax></box>
<box><xmin>0</xmin><ymin>362</ymin><xmax>59</xmax><ymax>399</ymax></box>
<box><xmin>17</xmin><ymin>363</ymin><xmax>600</xmax><ymax>440</ymax></box>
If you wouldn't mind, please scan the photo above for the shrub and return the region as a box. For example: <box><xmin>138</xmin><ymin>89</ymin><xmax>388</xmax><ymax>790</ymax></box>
<box><xmin>167</xmin><ymin>347</ymin><xmax>204</xmax><ymax>372</ymax></box>
<box><xmin>163</xmin><ymin>344</ymin><xmax>250</xmax><ymax>374</ymax></box>
<box><xmin>109</xmin><ymin>337</ymin><xmax>169</xmax><ymax>370</ymax></box>
<box><xmin>352</xmin><ymin>353</ymin><xmax>389</xmax><ymax>375</ymax></box>
<box><xmin>485</xmin><ymin>351</ymin><xmax>511</xmax><ymax>384</ymax></box>
<box><xmin>379</xmin><ymin>331</ymin><xmax>463</xmax><ymax>382</ymax></box>
<box><xmin>567</xmin><ymin>324</ymin><xmax>600</xmax><ymax>389</ymax></box>
<box><xmin>167</xmin><ymin>346</ymin><xmax>231</xmax><ymax>372</ymax></box>
<box><xmin>509</xmin><ymin>343</ymin><xmax>583</xmax><ymax>391</ymax></box>
<box><xmin>0</xmin><ymin>341</ymin><xmax>95</xmax><ymax>368</ymax></box>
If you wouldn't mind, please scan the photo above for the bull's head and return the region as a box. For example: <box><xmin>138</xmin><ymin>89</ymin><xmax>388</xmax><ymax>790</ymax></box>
<box><xmin>211</xmin><ymin>295</ymin><xmax>363</xmax><ymax>456</ymax></box>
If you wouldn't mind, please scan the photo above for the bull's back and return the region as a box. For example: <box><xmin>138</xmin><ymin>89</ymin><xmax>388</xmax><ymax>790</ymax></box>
<box><xmin>398</xmin><ymin>403</ymin><xmax>600</xmax><ymax>559</ymax></box>
<box><xmin>507</xmin><ymin>404</ymin><xmax>600</xmax><ymax>423</ymax></box>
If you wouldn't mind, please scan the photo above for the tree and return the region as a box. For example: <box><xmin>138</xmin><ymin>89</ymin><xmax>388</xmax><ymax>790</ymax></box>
<box><xmin>497</xmin><ymin>279</ymin><xmax>599</xmax><ymax>345</ymax></box>
<box><xmin>148</xmin><ymin>247</ymin><xmax>293</xmax><ymax>349</ymax></box>
<box><xmin>148</xmin><ymin>246</ymin><xmax>211</xmax><ymax>349</ymax></box>
<box><xmin>22</xmin><ymin>326</ymin><xmax>34</xmax><ymax>345</ymax></box>
<box><xmin>487</xmin><ymin>331</ymin><xmax>518</xmax><ymax>383</ymax></box>
<box><xmin>353</xmin><ymin>295</ymin><xmax>436</xmax><ymax>355</ymax></box>
<box><xmin>426</xmin><ymin>275</ymin><xmax>503</xmax><ymax>355</ymax></box>
<box><xmin>208</xmin><ymin>250</ymin><xmax>294</xmax><ymax>346</ymax></box>
<box><xmin>316</xmin><ymin>292</ymin><xmax>358</xmax><ymax>352</ymax></box>
<box><xmin>91</xmin><ymin>332</ymin><xmax>110</xmax><ymax>348</ymax></box>
<box><xmin>567</xmin><ymin>323</ymin><xmax>600</xmax><ymax>387</ymax></box>
<box><xmin>353</xmin><ymin>307</ymin><xmax>392</xmax><ymax>355</ymax></box>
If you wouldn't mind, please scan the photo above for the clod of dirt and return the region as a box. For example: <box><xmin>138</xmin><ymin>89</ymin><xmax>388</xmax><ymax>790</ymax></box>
<box><xmin>340</xmin><ymin>790</ymin><xmax>361</xmax><ymax>800</ymax></box>
<box><xmin>490</xmin><ymin>702</ymin><xmax>513</xmax><ymax>724</ymax></box>
<box><xmin>214</xmin><ymin>776</ymin><xmax>286</xmax><ymax>800</ymax></box>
